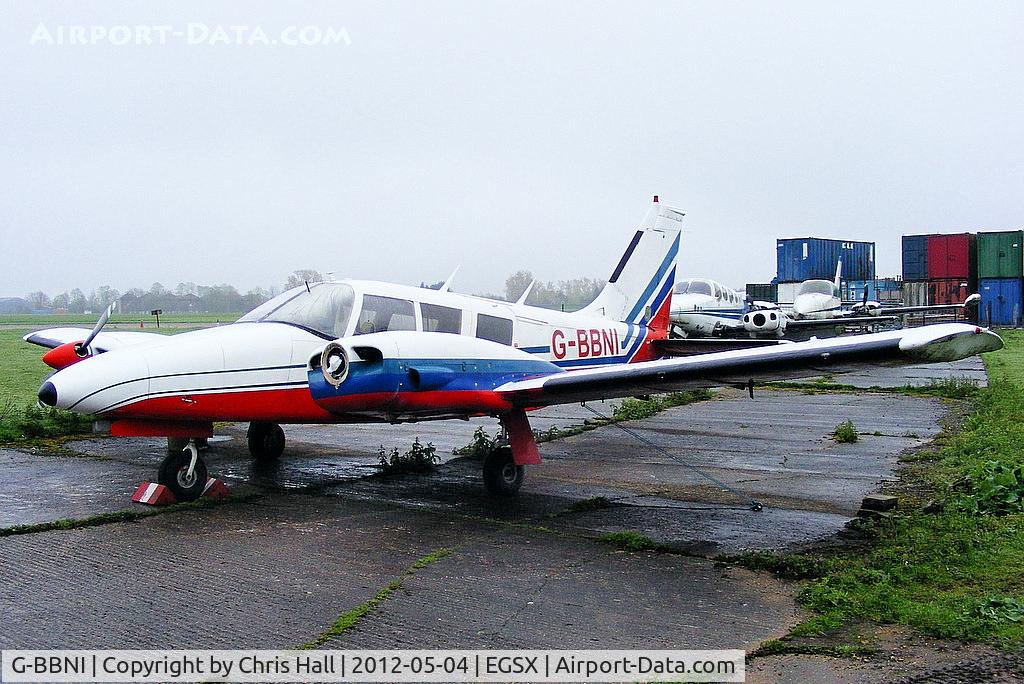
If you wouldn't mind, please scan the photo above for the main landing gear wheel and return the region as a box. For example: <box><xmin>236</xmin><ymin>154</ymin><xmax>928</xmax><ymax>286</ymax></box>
<box><xmin>247</xmin><ymin>422</ymin><xmax>285</xmax><ymax>462</ymax></box>
<box><xmin>158</xmin><ymin>444</ymin><xmax>208</xmax><ymax>502</ymax></box>
<box><xmin>482</xmin><ymin>446</ymin><xmax>524</xmax><ymax>496</ymax></box>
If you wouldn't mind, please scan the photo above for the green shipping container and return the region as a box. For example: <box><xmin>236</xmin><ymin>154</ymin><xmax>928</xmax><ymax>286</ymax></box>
<box><xmin>977</xmin><ymin>230</ymin><xmax>1024</xmax><ymax>279</ymax></box>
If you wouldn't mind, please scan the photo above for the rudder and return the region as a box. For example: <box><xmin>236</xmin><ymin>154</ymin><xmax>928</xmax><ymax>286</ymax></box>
<box><xmin>581</xmin><ymin>196</ymin><xmax>683</xmax><ymax>325</ymax></box>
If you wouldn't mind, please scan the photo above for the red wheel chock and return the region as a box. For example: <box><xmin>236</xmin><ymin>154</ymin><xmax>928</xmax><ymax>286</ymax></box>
<box><xmin>132</xmin><ymin>478</ymin><xmax>231</xmax><ymax>506</ymax></box>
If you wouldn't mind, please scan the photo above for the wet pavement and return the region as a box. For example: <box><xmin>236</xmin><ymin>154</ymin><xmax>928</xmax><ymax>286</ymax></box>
<box><xmin>0</xmin><ymin>357</ymin><xmax>985</xmax><ymax>665</ymax></box>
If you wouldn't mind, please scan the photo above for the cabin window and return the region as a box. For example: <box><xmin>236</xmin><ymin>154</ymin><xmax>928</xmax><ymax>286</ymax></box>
<box><xmin>421</xmin><ymin>303</ymin><xmax>462</xmax><ymax>334</ymax></box>
<box><xmin>476</xmin><ymin>314</ymin><xmax>513</xmax><ymax>346</ymax></box>
<box><xmin>355</xmin><ymin>295</ymin><xmax>416</xmax><ymax>335</ymax></box>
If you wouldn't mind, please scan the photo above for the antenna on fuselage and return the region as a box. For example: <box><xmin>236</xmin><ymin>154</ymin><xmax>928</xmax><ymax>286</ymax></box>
<box><xmin>439</xmin><ymin>266</ymin><xmax>460</xmax><ymax>293</ymax></box>
<box><xmin>515</xmin><ymin>280</ymin><xmax>536</xmax><ymax>305</ymax></box>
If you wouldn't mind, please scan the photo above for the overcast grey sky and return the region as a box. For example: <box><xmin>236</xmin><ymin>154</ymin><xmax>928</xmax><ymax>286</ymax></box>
<box><xmin>1</xmin><ymin>1</ymin><xmax>1021</xmax><ymax>298</ymax></box>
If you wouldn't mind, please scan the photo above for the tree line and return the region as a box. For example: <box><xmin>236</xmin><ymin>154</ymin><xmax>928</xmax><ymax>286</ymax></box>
<box><xmin>20</xmin><ymin>269</ymin><xmax>603</xmax><ymax>315</ymax></box>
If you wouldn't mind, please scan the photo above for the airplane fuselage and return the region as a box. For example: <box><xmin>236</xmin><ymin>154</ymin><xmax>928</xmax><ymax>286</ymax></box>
<box><xmin>41</xmin><ymin>276</ymin><xmax>673</xmax><ymax>428</ymax></box>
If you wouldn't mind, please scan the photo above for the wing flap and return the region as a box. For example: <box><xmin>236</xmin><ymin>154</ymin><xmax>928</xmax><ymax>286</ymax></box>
<box><xmin>498</xmin><ymin>323</ymin><xmax>1002</xmax><ymax>408</ymax></box>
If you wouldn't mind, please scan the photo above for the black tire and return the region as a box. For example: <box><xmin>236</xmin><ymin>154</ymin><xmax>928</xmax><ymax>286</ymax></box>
<box><xmin>158</xmin><ymin>450</ymin><xmax>208</xmax><ymax>502</ymax></box>
<box><xmin>482</xmin><ymin>447</ymin><xmax>524</xmax><ymax>496</ymax></box>
<box><xmin>247</xmin><ymin>422</ymin><xmax>285</xmax><ymax>461</ymax></box>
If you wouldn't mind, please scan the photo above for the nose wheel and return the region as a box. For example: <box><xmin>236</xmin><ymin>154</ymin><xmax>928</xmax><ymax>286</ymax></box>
<box><xmin>158</xmin><ymin>440</ymin><xmax>208</xmax><ymax>501</ymax></box>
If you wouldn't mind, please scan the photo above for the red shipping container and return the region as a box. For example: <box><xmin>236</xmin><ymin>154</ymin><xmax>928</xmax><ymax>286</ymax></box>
<box><xmin>927</xmin><ymin>233</ymin><xmax>974</xmax><ymax>279</ymax></box>
<box><xmin>928</xmin><ymin>279</ymin><xmax>970</xmax><ymax>305</ymax></box>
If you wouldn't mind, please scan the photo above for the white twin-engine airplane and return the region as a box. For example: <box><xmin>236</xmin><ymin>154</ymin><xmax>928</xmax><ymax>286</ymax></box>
<box><xmin>27</xmin><ymin>197</ymin><xmax>1002</xmax><ymax>502</ymax></box>
<box><xmin>674</xmin><ymin>261</ymin><xmax>980</xmax><ymax>339</ymax></box>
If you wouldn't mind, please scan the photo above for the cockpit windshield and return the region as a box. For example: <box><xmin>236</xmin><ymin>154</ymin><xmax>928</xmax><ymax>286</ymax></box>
<box><xmin>237</xmin><ymin>283</ymin><xmax>355</xmax><ymax>338</ymax></box>
<box><xmin>674</xmin><ymin>280</ymin><xmax>714</xmax><ymax>296</ymax></box>
<box><xmin>797</xmin><ymin>280</ymin><xmax>837</xmax><ymax>297</ymax></box>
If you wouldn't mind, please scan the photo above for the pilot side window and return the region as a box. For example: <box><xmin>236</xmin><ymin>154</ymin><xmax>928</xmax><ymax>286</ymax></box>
<box><xmin>421</xmin><ymin>303</ymin><xmax>462</xmax><ymax>334</ymax></box>
<box><xmin>476</xmin><ymin>314</ymin><xmax>513</xmax><ymax>346</ymax></box>
<box><xmin>355</xmin><ymin>295</ymin><xmax>416</xmax><ymax>335</ymax></box>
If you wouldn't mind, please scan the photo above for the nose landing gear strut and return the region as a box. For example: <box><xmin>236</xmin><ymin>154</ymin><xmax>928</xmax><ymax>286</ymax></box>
<box><xmin>158</xmin><ymin>439</ymin><xmax>208</xmax><ymax>501</ymax></box>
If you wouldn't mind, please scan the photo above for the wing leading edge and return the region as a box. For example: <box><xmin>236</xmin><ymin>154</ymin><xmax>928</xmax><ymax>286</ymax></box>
<box><xmin>497</xmin><ymin>323</ymin><xmax>1002</xmax><ymax>408</ymax></box>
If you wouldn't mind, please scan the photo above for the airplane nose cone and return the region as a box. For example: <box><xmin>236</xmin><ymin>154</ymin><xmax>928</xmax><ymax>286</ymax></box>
<box><xmin>38</xmin><ymin>381</ymin><xmax>57</xmax><ymax>407</ymax></box>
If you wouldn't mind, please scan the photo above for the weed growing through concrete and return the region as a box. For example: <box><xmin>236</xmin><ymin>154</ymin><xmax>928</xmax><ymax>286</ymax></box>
<box><xmin>0</xmin><ymin>493</ymin><xmax>261</xmax><ymax>537</ymax></box>
<box><xmin>301</xmin><ymin>547</ymin><xmax>454</xmax><ymax>649</ymax></box>
<box><xmin>378</xmin><ymin>438</ymin><xmax>439</xmax><ymax>475</ymax></box>
<box><xmin>452</xmin><ymin>426</ymin><xmax>501</xmax><ymax>458</ymax></box>
<box><xmin>598</xmin><ymin>531</ymin><xmax>665</xmax><ymax>552</ymax></box>
<box><xmin>612</xmin><ymin>389</ymin><xmax>714</xmax><ymax>422</ymax></box>
<box><xmin>832</xmin><ymin>420</ymin><xmax>859</xmax><ymax>443</ymax></box>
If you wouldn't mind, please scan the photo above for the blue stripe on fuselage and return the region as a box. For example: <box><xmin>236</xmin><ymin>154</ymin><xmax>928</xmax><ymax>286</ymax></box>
<box><xmin>308</xmin><ymin>357</ymin><xmax>559</xmax><ymax>400</ymax></box>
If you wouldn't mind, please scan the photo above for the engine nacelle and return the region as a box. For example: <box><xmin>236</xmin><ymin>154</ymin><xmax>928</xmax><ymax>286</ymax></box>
<box><xmin>851</xmin><ymin>301</ymin><xmax>883</xmax><ymax>316</ymax></box>
<box><xmin>742</xmin><ymin>310</ymin><xmax>787</xmax><ymax>335</ymax></box>
<box><xmin>306</xmin><ymin>331</ymin><xmax>562</xmax><ymax>419</ymax></box>
<box><xmin>42</xmin><ymin>341</ymin><xmax>91</xmax><ymax>370</ymax></box>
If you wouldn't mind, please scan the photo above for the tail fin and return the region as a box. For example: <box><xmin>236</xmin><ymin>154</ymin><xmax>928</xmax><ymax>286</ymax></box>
<box><xmin>581</xmin><ymin>196</ymin><xmax>683</xmax><ymax>324</ymax></box>
<box><xmin>833</xmin><ymin>260</ymin><xmax>843</xmax><ymax>290</ymax></box>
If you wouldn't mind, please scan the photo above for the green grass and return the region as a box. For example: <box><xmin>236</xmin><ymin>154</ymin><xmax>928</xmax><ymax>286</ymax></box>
<box><xmin>0</xmin><ymin>330</ymin><xmax>55</xmax><ymax>401</ymax></box>
<box><xmin>0</xmin><ymin>313</ymin><xmax>240</xmax><ymax>325</ymax></box>
<box><xmin>755</xmin><ymin>329</ymin><xmax>1024</xmax><ymax>648</ymax></box>
<box><xmin>0</xmin><ymin>330</ymin><xmax>95</xmax><ymax>442</ymax></box>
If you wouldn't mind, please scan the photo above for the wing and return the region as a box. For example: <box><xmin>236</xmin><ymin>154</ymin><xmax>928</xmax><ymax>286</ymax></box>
<box><xmin>23</xmin><ymin>328</ymin><xmax>167</xmax><ymax>352</ymax></box>
<box><xmin>655</xmin><ymin>337</ymin><xmax>789</xmax><ymax>357</ymax></box>
<box><xmin>786</xmin><ymin>315</ymin><xmax>898</xmax><ymax>328</ymax></box>
<box><xmin>873</xmin><ymin>304</ymin><xmax>970</xmax><ymax>315</ymax></box>
<box><xmin>497</xmin><ymin>323</ymin><xmax>1002</xmax><ymax>408</ymax></box>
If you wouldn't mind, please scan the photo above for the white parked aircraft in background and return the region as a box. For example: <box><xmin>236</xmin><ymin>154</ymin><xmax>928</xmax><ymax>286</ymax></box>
<box><xmin>26</xmin><ymin>198</ymin><xmax>1002</xmax><ymax>502</ymax></box>
<box><xmin>669</xmin><ymin>278</ymin><xmax>746</xmax><ymax>338</ymax></box>
<box><xmin>673</xmin><ymin>261</ymin><xmax>980</xmax><ymax>339</ymax></box>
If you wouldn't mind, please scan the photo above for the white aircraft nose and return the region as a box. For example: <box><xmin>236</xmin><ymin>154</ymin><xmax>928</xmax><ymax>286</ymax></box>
<box><xmin>41</xmin><ymin>348</ymin><xmax>151</xmax><ymax>416</ymax></box>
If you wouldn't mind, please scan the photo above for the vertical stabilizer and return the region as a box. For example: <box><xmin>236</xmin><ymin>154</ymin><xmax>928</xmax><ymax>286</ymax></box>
<box><xmin>581</xmin><ymin>197</ymin><xmax>683</xmax><ymax>324</ymax></box>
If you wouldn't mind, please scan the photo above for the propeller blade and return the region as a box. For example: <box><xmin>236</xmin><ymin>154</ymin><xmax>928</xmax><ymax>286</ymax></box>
<box><xmin>77</xmin><ymin>300</ymin><xmax>118</xmax><ymax>355</ymax></box>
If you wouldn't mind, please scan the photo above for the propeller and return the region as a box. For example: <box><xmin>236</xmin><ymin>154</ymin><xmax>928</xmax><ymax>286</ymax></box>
<box><xmin>75</xmin><ymin>300</ymin><xmax>118</xmax><ymax>357</ymax></box>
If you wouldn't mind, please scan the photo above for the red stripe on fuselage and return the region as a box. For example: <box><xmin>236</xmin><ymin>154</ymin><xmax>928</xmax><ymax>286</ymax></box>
<box><xmin>105</xmin><ymin>387</ymin><xmax>337</xmax><ymax>423</ymax></box>
<box><xmin>104</xmin><ymin>386</ymin><xmax>514</xmax><ymax>423</ymax></box>
<box><xmin>314</xmin><ymin>389</ymin><xmax>513</xmax><ymax>416</ymax></box>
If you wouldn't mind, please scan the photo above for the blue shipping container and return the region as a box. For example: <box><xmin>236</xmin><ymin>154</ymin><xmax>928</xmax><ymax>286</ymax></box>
<box><xmin>902</xmin><ymin>235</ymin><xmax>929</xmax><ymax>281</ymax></box>
<box><xmin>979</xmin><ymin>278</ymin><xmax>1023</xmax><ymax>327</ymax></box>
<box><xmin>843</xmin><ymin>279</ymin><xmax>902</xmax><ymax>303</ymax></box>
<box><xmin>776</xmin><ymin>238</ymin><xmax>875</xmax><ymax>282</ymax></box>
